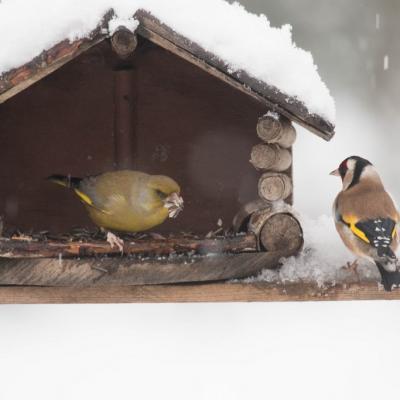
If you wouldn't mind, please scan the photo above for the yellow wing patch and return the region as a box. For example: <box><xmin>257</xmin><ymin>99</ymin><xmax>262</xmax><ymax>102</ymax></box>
<box><xmin>74</xmin><ymin>189</ymin><xmax>94</xmax><ymax>206</ymax></box>
<box><xmin>341</xmin><ymin>215</ymin><xmax>370</xmax><ymax>244</ymax></box>
<box><xmin>74</xmin><ymin>189</ymin><xmax>110</xmax><ymax>214</ymax></box>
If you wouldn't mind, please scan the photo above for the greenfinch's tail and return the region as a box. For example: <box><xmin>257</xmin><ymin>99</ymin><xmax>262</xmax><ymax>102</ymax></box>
<box><xmin>47</xmin><ymin>174</ymin><xmax>82</xmax><ymax>189</ymax></box>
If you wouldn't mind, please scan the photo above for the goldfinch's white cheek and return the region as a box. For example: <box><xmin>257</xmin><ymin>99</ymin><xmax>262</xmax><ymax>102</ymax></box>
<box><xmin>346</xmin><ymin>159</ymin><xmax>356</xmax><ymax>171</ymax></box>
<box><xmin>342</xmin><ymin>169</ymin><xmax>354</xmax><ymax>191</ymax></box>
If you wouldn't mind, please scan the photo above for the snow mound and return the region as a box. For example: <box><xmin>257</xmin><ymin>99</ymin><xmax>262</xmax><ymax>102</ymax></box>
<box><xmin>249</xmin><ymin>214</ymin><xmax>380</xmax><ymax>287</ymax></box>
<box><xmin>0</xmin><ymin>0</ymin><xmax>335</xmax><ymax>124</ymax></box>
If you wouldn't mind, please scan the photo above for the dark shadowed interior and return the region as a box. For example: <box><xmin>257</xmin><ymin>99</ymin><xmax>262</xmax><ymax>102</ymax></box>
<box><xmin>0</xmin><ymin>37</ymin><xmax>271</xmax><ymax>234</ymax></box>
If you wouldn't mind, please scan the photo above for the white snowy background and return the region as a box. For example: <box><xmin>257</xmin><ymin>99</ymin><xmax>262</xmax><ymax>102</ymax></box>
<box><xmin>1</xmin><ymin>1</ymin><xmax>400</xmax><ymax>399</ymax></box>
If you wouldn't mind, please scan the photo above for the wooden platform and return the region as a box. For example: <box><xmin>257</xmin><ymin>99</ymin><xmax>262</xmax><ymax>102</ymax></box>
<box><xmin>0</xmin><ymin>281</ymin><xmax>397</xmax><ymax>303</ymax></box>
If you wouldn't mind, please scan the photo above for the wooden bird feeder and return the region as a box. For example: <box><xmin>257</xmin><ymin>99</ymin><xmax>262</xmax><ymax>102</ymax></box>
<box><xmin>8</xmin><ymin>9</ymin><xmax>394</xmax><ymax>304</ymax></box>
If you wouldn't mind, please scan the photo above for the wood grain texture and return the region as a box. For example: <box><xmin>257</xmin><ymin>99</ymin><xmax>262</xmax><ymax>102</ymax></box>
<box><xmin>113</xmin><ymin>68</ymin><xmax>135</xmax><ymax>169</ymax></box>
<box><xmin>250</xmin><ymin>144</ymin><xmax>292</xmax><ymax>171</ymax></box>
<box><xmin>0</xmin><ymin>281</ymin><xmax>397</xmax><ymax>304</ymax></box>
<box><xmin>0</xmin><ymin>235</ymin><xmax>257</xmax><ymax>258</ymax></box>
<box><xmin>258</xmin><ymin>172</ymin><xmax>292</xmax><ymax>202</ymax></box>
<box><xmin>259</xmin><ymin>213</ymin><xmax>303</xmax><ymax>255</ymax></box>
<box><xmin>256</xmin><ymin>115</ymin><xmax>297</xmax><ymax>148</ymax></box>
<box><xmin>0</xmin><ymin>251</ymin><xmax>283</xmax><ymax>287</ymax></box>
<box><xmin>111</xmin><ymin>27</ymin><xmax>137</xmax><ymax>58</ymax></box>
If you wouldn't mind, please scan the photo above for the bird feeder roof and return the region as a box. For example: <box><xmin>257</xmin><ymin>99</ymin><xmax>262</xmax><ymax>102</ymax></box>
<box><xmin>0</xmin><ymin>1</ymin><xmax>335</xmax><ymax>140</ymax></box>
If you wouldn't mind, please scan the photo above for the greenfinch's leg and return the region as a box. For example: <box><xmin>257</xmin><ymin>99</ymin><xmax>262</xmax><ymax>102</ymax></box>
<box><xmin>106</xmin><ymin>231</ymin><xmax>124</xmax><ymax>253</ymax></box>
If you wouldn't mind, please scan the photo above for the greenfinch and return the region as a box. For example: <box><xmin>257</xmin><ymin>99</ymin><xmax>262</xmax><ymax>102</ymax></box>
<box><xmin>48</xmin><ymin>170</ymin><xmax>183</xmax><ymax>249</ymax></box>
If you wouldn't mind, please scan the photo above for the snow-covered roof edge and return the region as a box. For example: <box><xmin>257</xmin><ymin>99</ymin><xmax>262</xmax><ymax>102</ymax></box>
<box><xmin>0</xmin><ymin>8</ymin><xmax>335</xmax><ymax>140</ymax></box>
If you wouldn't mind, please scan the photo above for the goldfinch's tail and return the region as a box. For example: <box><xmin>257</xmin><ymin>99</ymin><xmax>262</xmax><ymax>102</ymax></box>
<box><xmin>47</xmin><ymin>174</ymin><xmax>82</xmax><ymax>189</ymax></box>
<box><xmin>375</xmin><ymin>261</ymin><xmax>400</xmax><ymax>291</ymax></box>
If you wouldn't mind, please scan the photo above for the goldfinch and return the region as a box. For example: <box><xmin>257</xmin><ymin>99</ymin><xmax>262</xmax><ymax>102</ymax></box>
<box><xmin>331</xmin><ymin>156</ymin><xmax>400</xmax><ymax>291</ymax></box>
<box><xmin>48</xmin><ymin>170</ymin><xmax>183</xmax><ymax>250</ymax></box>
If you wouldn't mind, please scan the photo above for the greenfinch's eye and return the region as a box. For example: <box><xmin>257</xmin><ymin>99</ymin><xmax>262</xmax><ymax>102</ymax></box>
<box><xmin>156</xmin><ymin>190</ymin><xmax>167</xmax><ymax>200</ymax></box>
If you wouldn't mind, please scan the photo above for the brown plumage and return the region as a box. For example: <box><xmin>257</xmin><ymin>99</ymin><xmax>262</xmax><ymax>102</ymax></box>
<box><xmin>331</xmin><ymin>156</ymin><xmax>400</xmax><ymax>290</ymax></box>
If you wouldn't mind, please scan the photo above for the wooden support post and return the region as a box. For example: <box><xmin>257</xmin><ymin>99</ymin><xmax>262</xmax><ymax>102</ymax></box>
<box><xmin>258</xmin><ymin>172</ymin><xmax>292</xmax><ymax>202</ymax></box>
<box><xmin>111</xmin><ymin>26</ymin><xmax>137</xmax><ymax>169</ymax></box>
<box><xmin>113</xmin><ymin>68</ymin><xmax>135</xmax><ymax>169</ymax></box>
<box><xmin>250</xmin><ymin>144</ymin><xmax>292</xmax><ymax>171</ymax></box>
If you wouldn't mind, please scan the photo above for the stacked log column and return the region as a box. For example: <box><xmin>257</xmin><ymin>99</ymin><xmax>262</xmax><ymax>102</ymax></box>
<box><xmin>233</xmin><ymin>113</ymin><xmax>303</xmax><ymax>258</ymax></box>
<box><xmin>250</xmin><ymin>113</ymin><xmax>296</xmax><ymax>203</ymax></box>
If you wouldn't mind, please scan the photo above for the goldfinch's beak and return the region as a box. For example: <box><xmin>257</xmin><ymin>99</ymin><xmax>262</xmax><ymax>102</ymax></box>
<box><xmin>330</xmin><ymin>169</ymin><xmax>340</xmax><ymax>176</ymax></box>
<box><xmin>164</xmin><ymin>192</ymin><xmax>184</xmax><ymax>218</ymax></box>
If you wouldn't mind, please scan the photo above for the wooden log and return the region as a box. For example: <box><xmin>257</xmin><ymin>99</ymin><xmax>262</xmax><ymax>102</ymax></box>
<box><xmin>113</xmin><ymin>68</ymin><xmax>135</xmax><ymax>169</ymax></box>
<box><xmin>256</xmin><ymin>114</ymin><xmax>297</xmax><ymax>148</ymax></box>
<box><xmin>111</xmin><ymin>26</ymin><xmax>138</xmax><ymax>58</ymax></box>
<box><xmin>233</xmin><ymin>199</ymin><xmax>271</xmax><ymax>233</ymax></box>
<box><xmin>233</xmin><ymin>200</ymin><xmax>303</xmax><ymax>257</ymax></box>
<box><xmin>250</xmin><ymin>144</ymin><xmax>292</xmax><ymax>171</ymax></box>
<box><xmin>249</xmin><ymin>209</ymin><xmax>303</xmax><ymax>255</ymax></box>
<box><xmin>0</xmin><ymin>251</ymin><xmax>284</xmax><ymax>287</ymax></box>
<box><xmin>0</xmin><ymin>234</ymin><xmax>257</xmax><ymax>259</ymax></box>
<box><xmin>258</xmin><ymin>172</ymin><xmax>292</xmax><ymax>202</ymax></box>
<box><xmin>259</xmin><ymin>213</ymin><xmax>303</xmax><ymax>255</ymax></box>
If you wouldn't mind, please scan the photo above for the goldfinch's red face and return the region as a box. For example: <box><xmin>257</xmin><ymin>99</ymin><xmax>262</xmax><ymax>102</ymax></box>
<box><xmin>330</xmin><ymin>157</ymin><xmax>359</xmax><ymax>180</ymax></box>
<box><xmin>330</xmin><ymin>158</ymin><xmax>350</xmax><ymax>180</ymax></box>
<box><xmin>338</xmin><ymin>159</ymin><xmax>349</xmax><ymax>179</ymax></box>
<box><xmin>330</xmin><ymin>156</ymin><xmax>373</xmax><ymax>190</ymax></box>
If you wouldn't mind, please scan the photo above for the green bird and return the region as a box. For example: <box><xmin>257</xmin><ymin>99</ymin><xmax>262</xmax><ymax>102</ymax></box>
<box><xmin>48</xmin><ymin>170</ymin><xmax>183</xmax><ymax>250</ymax></box>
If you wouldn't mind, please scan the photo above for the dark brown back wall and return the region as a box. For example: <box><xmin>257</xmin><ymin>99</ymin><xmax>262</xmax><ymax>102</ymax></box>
<box><xmin>0</xmin><ymin>38</ymin><xmax>265</xmax><ymax>234</ymax></box>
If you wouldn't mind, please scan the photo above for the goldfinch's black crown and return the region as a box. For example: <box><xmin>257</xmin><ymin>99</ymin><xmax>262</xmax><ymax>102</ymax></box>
<box><xmin>346</xmin><ymin>156</ymin><xmax>372</xmax><ymax>167</ymax></box>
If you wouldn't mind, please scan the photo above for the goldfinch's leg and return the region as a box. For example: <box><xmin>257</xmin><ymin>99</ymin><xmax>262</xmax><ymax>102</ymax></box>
<box><xmin>342</xmin><ymin>259</ymin><xmax>359</xmax><ymax>276</ymax></box>
<box><xmin>106</xmin><ymin>231</ymin><xmax>124</xmax><ymax>253</ymax></box>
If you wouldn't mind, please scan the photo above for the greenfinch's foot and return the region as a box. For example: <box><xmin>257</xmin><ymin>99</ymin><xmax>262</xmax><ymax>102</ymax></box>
<box><xmin>106</xmin><ymin>232</ymin><xmax>124</xmax><ymax>253</ymax></box>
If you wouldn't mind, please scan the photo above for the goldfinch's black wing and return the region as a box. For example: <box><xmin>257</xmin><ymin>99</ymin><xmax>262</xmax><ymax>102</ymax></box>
<box><xmin>339</xmin><ymin>212</ymin><xmax>397</xmax><ymax>255</ymax></box>
<box><xmin>355</xmin><ymin>218</ymin><xmax>397</xmax><ymax>258</ymax></box>
<box><xmin>339</xmin><ymin>213</ymin><xmax>400</xmax><ymax>291</ymax></box>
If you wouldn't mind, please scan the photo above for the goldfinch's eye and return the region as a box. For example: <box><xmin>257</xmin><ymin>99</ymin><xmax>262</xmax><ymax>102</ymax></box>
<box><xmin>156</xmin><ymin>190</ymin><xmax>167</xmax><ymax>200</ymax></box>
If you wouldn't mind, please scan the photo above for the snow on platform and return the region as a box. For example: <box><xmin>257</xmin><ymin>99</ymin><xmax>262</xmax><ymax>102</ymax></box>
<box><xmin>248</xmin><ymin>215</ymin><xmax>381</xmax><ymax>288</ymax></box>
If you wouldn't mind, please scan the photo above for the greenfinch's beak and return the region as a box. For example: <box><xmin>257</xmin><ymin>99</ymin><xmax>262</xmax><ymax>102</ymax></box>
<box><xmin>164</xmin><ymin>192</ymin><xmax>184</xmax><ymax>218</ymax></box>
<box><xmin>330</xmin><ymin>169</ymin><xmax>340</xmax><ymax>177</ymax></box>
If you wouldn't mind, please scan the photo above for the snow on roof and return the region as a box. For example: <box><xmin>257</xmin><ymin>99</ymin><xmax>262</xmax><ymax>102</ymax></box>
<box><xmin>0</xmin><ymin>0</ymin><xmax>335</xmax><ymax>124</ymax></box>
